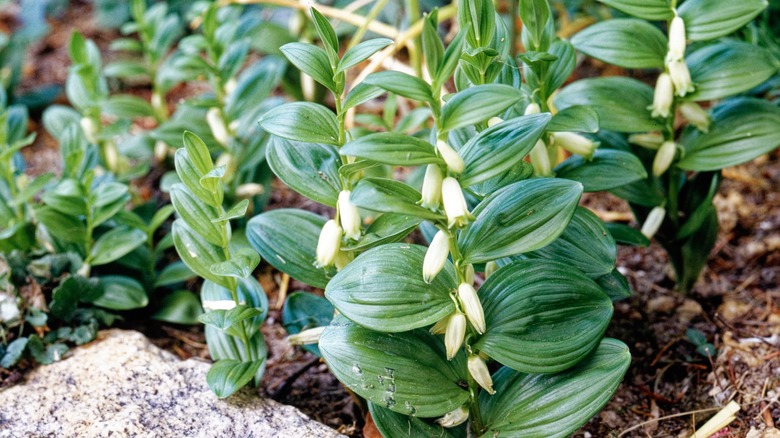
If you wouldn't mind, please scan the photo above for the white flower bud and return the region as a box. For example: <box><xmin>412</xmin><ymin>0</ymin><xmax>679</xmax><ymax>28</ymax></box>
<box><xmin>287</xmin><ymin>326</ymin><xmax>325</xmax><ymax>345</ymax></box>
<box><xmin>468</xmin><ymin>355</ymin><xmax>495</xmax><ymax>394</ymax></box>
<box><xmin>464</xmin><ymin>264</ymin><xmax>475</xmax><ymax>285</ymax></box>
<box><xmin>445</xmin><ymin>312</ymin><xmax>466</xmax><ymax>359</ymax></box>
<box><xmin>338</xmin><ymin>190</ymin><xmax>362</xmax><ymax>241</ymax></box>
<box><xmin>458</xmin><ymin>282</ymin><xmax>485</xmax><ymax>334</ymax></box>
<box><xmin>104</xmin><ymin>140</ymin><xmax>119</xmax><ymax>173</ymax></box>
<box><xmin>154</xmin><ymin>140</ymin><xmax>169</xmax><ymax>162</ymax></box>
<box><xmin>487</xmin><ymin>117</ymin><xmax>503</xmax><ymax>127</ymax></box>
<box><xmin>524</xmin><ymin>103</ymin><xmax>541</xmax><ymax>115</ymax></box>
<box><xmin>80</xmin><ymin>117</ymin><xmax>99</xmax><ymax>144</ymax></box>
<box><xmin>235</xmin><ymin>183</ymin><xmax>265</xmax><ymax>198</ymax></box>
<box><xmin>667</xmin><ymin>16</ymin><xmax>687</xmax><ymax>62</ymax></box>
<box><xmin>484</xmin><ymin>261</ymin><xmax>498</xmax><ymax>278</ymax></box>
<box><xmin>429</xmin><ymin>316</ymin><xmax>449</xmax><ymax>335</ymax></box>
<box><xmin>529</xmin><ymin>139</ymin><xmax>552</xmax><ymax>176</ymax></box>
<box><xmin>420</xmin><ymin>164</ymin><xmax>443</xmax><ymax>210</ymax></box>
<box><xmin>641</xmin><ymin>206</ymin><xmax>666</xmax><ymax>239</ymax></box>
<box><xmin>315</xmin><ymin>219</ymin><xmax>342</xmax><ymax>268</ymax></box>
<box><xmin>423</xmin><ymin>230</ymin><xmax>450</xmax><ymax>284</ymax></box>
<box><xmin>436</xmin><ymin>140</ymin><xmax>465</xmax><ymax>174</ymax></box>
<box><xmin>649</xmin><ymin>73</ymin><xmax>674</xmax><ymax>118</ymax></box>
<box><xmin>552</xmin><ymin>132</ymin><xmax>597</xmax><ymax>159</ymax></box>
<box><xmin>437</xmin><ymin>406</ymin><xmax>469</xmax><ymax>428</ymax></box>
<box><xmin>224</xmin><ymin>77</ymin><xmax>238</xmax><ymax>96</ymax></box>
<box><xmin>202</xmin><ymin>299</ymin><xmax>238</xmax><ymax>311</ymax></box>
<box><xmin>652</xmin><ymin>140</ymin><xmax>677</xmax><ymax>177</ymax></box>
<box><xmin>206</xmin><ymin>107</ymin><xmax>230</xmax><ymax>147</ymax></box>
<box><xmin>679</xmin><ymin>101</ymin><xmax>710</xmax><ymax>133</ymax></box>
<box><xmin>441</xmin><ymin>177</ymin><xmax>474</xmax><ymax>228</ymax></box>
<box><xmin>628</xmin><ymin>133</ymin><xmax>664</xmax><ymax>150</ymax></box>
<box><xmin>667</xmin><ymin>60</ymin><xmax>694</xmax><ymax>97</ymax></box>
<box><xmin>151</xmin><ymin>90</ymin><xmax>164</xmax><ymax>112</ymax></box>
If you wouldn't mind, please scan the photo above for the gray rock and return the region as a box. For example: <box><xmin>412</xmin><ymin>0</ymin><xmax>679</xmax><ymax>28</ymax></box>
<box><xmin>0</xmin><ymin>329</ymin><xmax>345</xmax><ymax>438</ymax></box>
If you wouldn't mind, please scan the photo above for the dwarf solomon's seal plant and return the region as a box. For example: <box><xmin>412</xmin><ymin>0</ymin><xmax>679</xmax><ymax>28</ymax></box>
<box><xmin>558</xmin><ymin>0</ymin><xmax>779</xmax><ymax>292</ymax></box>
<box><xmin>249</xmin><ymin>7</ymin><xmax>630</xmax><ymax>436</ymax></box>
<box><xmin>170</xmin><ymin>132</ymin><xmax>269</xmax><ymax>398</ymax></box>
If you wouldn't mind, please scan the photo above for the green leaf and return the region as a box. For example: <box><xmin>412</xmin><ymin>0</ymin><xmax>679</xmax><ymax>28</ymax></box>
<box><xmin>93</xmin><ymin>275</ymin><xmax>148</xmax><ymax>310</ymax></box>
<box><xmin>206</xmin><ymin>359</ymin><xmax>264</xmax><ymax>398</ymax></box>
<box><xmin>475</xmin><ymin>259</ymin><xmax>613</xmax><ymax>373</ymax></box>
<box><xmin>459</xmin><ymin>113</ymin><xmax>551</xmax><ymax>187</ymax></box>
<box><xmin>33</xmin><ymin>206</ymin><xmax>87</xmax><ymax>243</ymax></box>
<box><xmin>310</xmin><ymin>8</ymin><xmax>339</xmax><ymax>63</ymax></box>
<box><xmin>199</xmin><ymin>305</ymin><xmax>264</xmax><ymax>338</ymax></box>
<box><xmin>554</xmin><ymin>77</ymin><xmax>661</xmax><ymax>133</ymax></box>
<box><xmin>1</xmin><ymin>338</ymin><xmax>28</xmax><ymax>368</ymax></box>
<box><xmin>202</xmin><ymin>278</ymin><xmax>268</xmax><ymax>332</ymax></box>
<box><xmin>50</xmin><ymin>275</ymin><xmax>104</xmax><ymax>321</ymax></box>
<box><xmin>523</xmin><ymin>207</ymin><xmax>616</xmax><ymax>279</ymax></box>
<box><xmin>678</xmin><ymin>0</ymin><xmax>767</xmax><ymax>41</ymax></box>
<box><xmin>27</xmin><ymin>336</ymin><xmax>68</xmax><ymax>365</ymax></box>
<box><xmin>677</xmin><ymin>98</ymin><xmax>780</xmax><ymax>171</ymax></box>
<box><xmin>363</xmin><ymin>71</ymin><xmax>433</xmax><ymax>103</ymax></box>
<box><xmin>12</xmin><ymin>173</ymin><xmax>54</xmax><ymax>206</ymax></box>
<box><xmin>571</xmin><ymin>19</ymin><xmax>667</xmax><ymax>69</ymax></box>
<box><xmin>554</xmin><ymin>149</ymin><xmax>648</xmax><ymax>192</ymax></box>
<box><xmin>326</xmin><ymin>244</ymin><xmax>456</xmax><ymax>332</ymax></box>
<box><xmin>41</xmin><ymin>179</ymin><xmax>86</xmax><ymax>216</ymax></box>
<box><xmin>605</xmin><ymin>222</ymin><xmax>650</xmax><ymax>247</ymax></box>
<box><xmin>266</xmin><ymin>139</ymin><xmax>341</xmax><ymax>207</ymax></box>
<box><xmin>596</xmin><ymin>0</ymin><xmax>673</xmax><ymax>20</ymax></box>
<box><xmin>350</xmin><ymin>178</ymin><xmax>445</xmax><ymax>221</ymax></box>
<box><xmin>280</xmin><ymin>42</ymin><xmax>336</xmax><ymax>91</ymax></box>
<box><xmin>212</xmin><ymin>200</ymin><xmax>250</xmax><ymax>223</ymax></box>
<box><xmin>440</xmin><ymin>85</ymin><xmax>522</xmax><ymax>132</ymax></box>
<box><xmin>153</xmin><ymin>289</ymin><xmax>203</xmax><ymax>324</ymax></box>
<box><xmin>343</xmin><ymin>83</ymin><xmax>385</xmax><ymax>111</ymax></box>
<box><xmin>687</xmin><ymin>42</ymin><xmax>777</xmax><ymax>102</ymax></box>
<box><xmin>90</xmin><ymin>227</ymin><xmax>147</xmax><ymax>266</ymax></box>
<box><xmin>547</xmin><ymin>105</ymin><xmax>599</xmax><ymax>133</ymax></box>
<box><xmin>172</xmin><ymin>220</ymin><xmax>229</xmax><ymax>288</ymax></box>
<box><xmin>459</xmin><ymin>179</ymin><xmax>582</xmax><ymax>264</ymax></box>
<box><xmin>204</xmin><ymin>329</ymin><xmax>267</xmax><ymax>385</ymax></box>
<box><xmin>154</xmin><ymin>261</ymin><xmax>196</xmax><ymax>287</ymax></box>
<box><xmin>174</xmin><ymin>149</ymin><xmax>221</xmax><ymax>207</ymax></box>
<box><xmin>182</xmin><ymin>131</ymin><xmax>214</xmax><ymax>176</ymax></box>
<box><xmin>259</xmin><ymin>102</ymin><xmax>340</xmax><ymax>145</ymax></box>
<box><xmin>210</xmin><ymin>248</ymin><xmax>260</xmax><ymax>279</ymax></box>
<box><xmin>459</xmin><ymin>0</ymin><xmax>495</xmax><ymax>48</ymax></box>
<box><xmin>422</xmin><ymin>13</ymin><xmax>444</xmax><ymax>79</ymax></box>
<box><xmin>538</xmin><ymin>39</ymin><xmax>576</xmax><ymax>95</ymax></box>
<box><xmin>342</xmin><ymin>213</ymin><xmax>422</xmax><ymax>251</ymax></box>
<box><xmin>369</xmin><ymin>403</ymin><xmax>460</xmax><ymax>438</ymax></box>
<box><xmin>319</xmin><ymin>315</ymin><xmax>470</xmax><ymax>417</ymax></box>
<box><xmin>480</xmin><ymin>338</ymin><xmax>630</xmax><ymax>437</ymax></box>
<box><xmin>340</xmin><ymin>133</ymin><xmax>441</xmax><ymax>166</ymax></box>
<box><xmin>169</xmin><ymin>184</ymin><xmax>225</xmax><ymax>247</ymax></box>
<box><xmin>337</xmin><ymin>38</ymin><xmax>393</xmax><ymax>73</ymax></box>
<box><xmin>518</xmin><ymin>0</ymin><xmax>551</xmax><ymax>51</ymax></box>
<box><xmin>101</xmin><ymin>95</ymin><xmax>156</xmax><ymax>119</ymax></box>
<box><xmin>282</xmin><ymin>292</ymin><xmax>334</xmax><ymax>357</ymax></box>
<box><xmin>246</xmin><ymin>209</ymin><xmax>333</xmax><ymax>289</ymax></box>
<box><xmin>596</xmin><ymin>268</ymin><xmax>632</xmax><ymax>301</ymax></box>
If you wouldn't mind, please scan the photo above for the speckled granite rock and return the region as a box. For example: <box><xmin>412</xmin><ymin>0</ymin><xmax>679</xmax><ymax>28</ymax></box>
<box><xmin>0</xmin><ymin>329</ymin><xmax>344</xmax><ymax>438</ymax></box>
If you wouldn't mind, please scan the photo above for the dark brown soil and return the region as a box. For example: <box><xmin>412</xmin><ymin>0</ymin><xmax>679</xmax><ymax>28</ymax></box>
<box><xmin>3</xmin><ymin>3</ymin><xmax>779</xmax><ymax>438</ymax></box>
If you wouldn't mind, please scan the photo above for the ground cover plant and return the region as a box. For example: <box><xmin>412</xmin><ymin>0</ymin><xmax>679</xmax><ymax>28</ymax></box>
<box><xmin>0</xmin><ymin>0</ymin><xmax>778</xmax><ymax>436</ymax></box>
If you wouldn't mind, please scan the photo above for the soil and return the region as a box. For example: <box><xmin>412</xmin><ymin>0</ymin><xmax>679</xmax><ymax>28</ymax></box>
<box><xmin>3</xmin><ymin>3</ymin><xmax>779</xmax><ymax>438</ymax></box>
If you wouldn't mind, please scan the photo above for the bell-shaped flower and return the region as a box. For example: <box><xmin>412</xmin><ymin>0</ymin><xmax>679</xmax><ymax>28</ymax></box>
<box><xmin>553</xmin><ymin>132</ymin><xmax>597</xmax><ymax>160</ymax></box>
<box><xmin>468</xmin><ymin>354</ymin><xmax>495</xmax><ymax>394</ymax></box>
<box><xmin>668</xmin><ymin>60</ymin><xmax>694</xmax><ymax>97</ymax></box>
<box><xmin>420</xmin><ymin>164</ymin><xmax>443</xmax><ymax>210</ymax></box>
<box><xmin>458</xmin><ymin>282</ymin><xmax>485</xmax><ymax>334</ymax></box>
<box><xmin>679</xmin><ymin>102</ymin><xmax>710</xmax><ymax>133</ymax></box>
<box><xmin>442</xmin><ymin>177</ymin><xmax>474</xmax><ymax>228</ymax></box>
<box><xmin>652</xmin><ymin>141</ymin><xmax>677</xmax><ymax>177</ymax></box>
<box><xmin>423</xmin><ymin>230</ymin><xmax>450</xmax><ymax>283</ymax></box>
<box><xmin>206</xmin><ymin>107</ymin><xmax>230</xmax><ymax>147</ymax></box>
<box><xmin>667</xmin><ymin>16</ymin><xmax>687</xmax><ymax>62</ymax></box>
<box><xmin>338</xmin><ymin>190</ymin><xmax>362</xmax><ymax>241</ymax></box>
<box><xmin>641</xmin><ymin>206</ymin><xmax>666</xmax><ymax>239</ymax></box>
<box><xmin>436</xmin><ymin>406</ymin><xmax>469</xmax><ymax>428</ymax></box>
<box><xmin>649</xmin><ymin>73</ymin><xmax>674</xmax><ymax>118</ymax></box>
<box><xmin>436</xmin><ymin>140</ymin><xmax>465</xmax><ymax>174</ymax></box>
<box><xmin>445</xmin><ymin>312</ymin><xmax>466</xmax><ymax>359</ymax></box>
<box><xmin>529</xmin><ymin>139</ymin><xmax>552</xmax><ymax>176</ymax></box>
<box><xmin>315</xmin><ymin>219</ymin><xmax>342</xmax><ymax>268</ymax></box>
